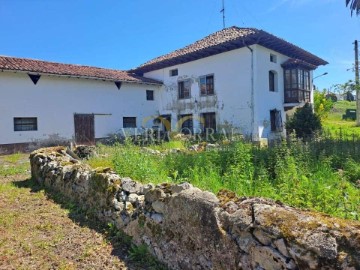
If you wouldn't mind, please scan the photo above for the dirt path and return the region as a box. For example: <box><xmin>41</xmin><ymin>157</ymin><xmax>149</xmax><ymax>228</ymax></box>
<box><xmin>0</xmin><ymin>154</ymin><xmax>143</xmax><ymax>270</ymax></box>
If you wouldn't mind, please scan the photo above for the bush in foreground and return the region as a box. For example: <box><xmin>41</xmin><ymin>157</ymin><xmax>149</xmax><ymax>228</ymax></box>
<box><xmin>286</xmin><ymin>103</ymin><xmax>322</xmax><ymax>139</ymax></box>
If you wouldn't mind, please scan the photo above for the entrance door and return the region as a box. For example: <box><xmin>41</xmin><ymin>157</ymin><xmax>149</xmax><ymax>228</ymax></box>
<box><xmin>161</xmin><ymin>114</ymin><xmax>171</xmax><ymax>132</ymax></box>
<box><xmin>202</xmin><ymin>112</ymin><xmax>216</xmax><ymax>133</ymax></box>
<box><xmin>180</xmin><ymin>114</ymin><xmax>193</xmax><ymax>134</ymax></box>
<box><xmin>74</xmin><ymin>114</ymin><xmax>95</xmax><ymax>145</ymax></box>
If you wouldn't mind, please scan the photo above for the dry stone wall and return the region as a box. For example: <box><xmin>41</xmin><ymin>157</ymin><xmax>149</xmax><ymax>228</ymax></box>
<box><xmin>30</xmin><ymin>147</ymin><xmax>360</xmax><ymax>270</ymax></box>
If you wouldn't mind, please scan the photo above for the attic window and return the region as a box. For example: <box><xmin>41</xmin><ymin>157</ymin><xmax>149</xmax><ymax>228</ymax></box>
<box><xmin>270</xmin><ymin>54</ymin><xmax>277</xmax><ymax>63</ymax></box>
<box><xmin>170</xmin><ymin>69</ymin><xmax>178</xmax><ymax>77</ymax></box>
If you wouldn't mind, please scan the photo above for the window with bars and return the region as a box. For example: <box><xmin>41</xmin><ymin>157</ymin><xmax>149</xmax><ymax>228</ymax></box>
<box><xmin>199</xmin><ymin>75</ymin><xmax>214</xmax><ymax>95</ymax></box>
<box><xmin>123</xmin><ymin>117</ymin><xmax>136</xmax><ymax>128</ymax></box>
<box><xmin>14</xmin><ymin>117</ymin><xmax>38</xmax><ymax>131</ymax></box>
<box><xmin>178</xmin><ymin>80</ymin><xmax>191</xmax><ymax>99</ymax></box>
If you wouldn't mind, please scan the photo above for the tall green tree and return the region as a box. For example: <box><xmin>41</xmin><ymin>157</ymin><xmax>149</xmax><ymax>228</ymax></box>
<box><xmin>333</xmin><ymin>80</ymin><xmax>357</xmax><ymax>101</ymax></box>
<box><xmin>346</xmin><ymin>0</ymin><xmax>360</xmax><ymax>16</ymax></box>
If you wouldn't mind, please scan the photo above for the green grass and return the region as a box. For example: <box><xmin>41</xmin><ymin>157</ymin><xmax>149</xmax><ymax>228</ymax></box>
<box><xmin>0</xmin><ymin>153</ymin><xmax>29</xmax><ymax>176</ymax></box>
<box><xmin>147</xmin><ymin>140</ymin><xmax>187</xmax><ymax>151</ymax></box>
<box><xmin>87</xmin><ymin>141</ymin><xmax>360</xmax><ymax>220</ymax></box>
<box><xmin>322</xmin><ymin>100</ymin><xmax>360</xmax><ymax>138</ymax></box>
<box><xmin>2</xmin><ymin>153</ymin><xmax>25</xmax><ymax>163</ymax></box>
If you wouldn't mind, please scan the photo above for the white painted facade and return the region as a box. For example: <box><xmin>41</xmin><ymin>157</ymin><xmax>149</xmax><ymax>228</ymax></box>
<box><xmin>0</xmin><ymin>43</ymin><xmax>318</xmax><ymax>148</ymax></box>
<box><xmin>0</xmin><ymin>71</ymin><xmax>160</xmax><ymax>145</ymax></box>
<box><xmin>143</xmin><ymin>44</ymin><xmax>313</xmax><ymax>140</ymax></box>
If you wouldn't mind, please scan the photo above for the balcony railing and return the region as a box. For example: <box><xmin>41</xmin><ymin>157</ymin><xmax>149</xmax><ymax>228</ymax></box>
<box><xmin>284</xmin><ymin>89</ymin><xmax>311</xmax><ymax>103</ymax></box>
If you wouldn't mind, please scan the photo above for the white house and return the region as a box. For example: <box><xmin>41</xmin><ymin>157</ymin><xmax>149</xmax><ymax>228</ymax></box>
<box><xmin>0</xmin><ymin>57</ymin><xmax>162</xmax><ymax>153</ymax></box>
<box><xmin>132</xmin><ymin>27</ymin><xmax>328</xmax><ymax>140</ymax></box>
<box><xmin>0</xmin><ymin>26</ymin><xmax>327</xmax><ymax>153</ymax></box>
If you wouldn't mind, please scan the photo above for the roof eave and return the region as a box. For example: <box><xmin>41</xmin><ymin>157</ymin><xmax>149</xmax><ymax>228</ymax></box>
<box><xmin>131</xmin><ymin>39</ymin><xmax>257</xmax><ymax>74</ymax></box>
<box><xmin>0</xmin><ymin>68</ymin><xmax>163</xmax><ymax>86</ymax></box>
<box><xmin>133</xmin><ymin>29</ymin><xmax>328</xmax><ymax>73</ymax></box>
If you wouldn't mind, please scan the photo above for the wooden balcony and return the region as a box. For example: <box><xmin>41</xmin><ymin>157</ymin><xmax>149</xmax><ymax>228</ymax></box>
<box><xmin>284</xmin><ymin>89</ymin><xmax>311</xmax><ymax>103</ymax></box>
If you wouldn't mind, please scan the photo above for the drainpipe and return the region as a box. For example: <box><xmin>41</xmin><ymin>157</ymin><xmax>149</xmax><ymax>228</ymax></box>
<box><xmin>243</xmin><ymin>41</ymin><xmax>255</xmax><ymax>140</ymax></box>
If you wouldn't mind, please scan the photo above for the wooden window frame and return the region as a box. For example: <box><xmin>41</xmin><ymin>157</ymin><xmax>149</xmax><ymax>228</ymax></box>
<box><xmin>178</xmin><ymin>79</ymin><xmax>191</xmax><ymax>99</ymax></box>
<box><xmin>284</xmin><ymin>68</ymin><xmax>311</xmax><ymax>91</ymax></box>
<box><xmin>284</xmin><ymin>68</ymin><xmax>311</xmax><ymax>103</ymax></box>
<box><xmin>201</xmin><ymin>112</ymin><xmax>216</xmax><ymax>133</ymax></box>
<box><xmin>200</xmin><ymin>75</ymin><xmax>214</xmax><ymax>96</ymax></box>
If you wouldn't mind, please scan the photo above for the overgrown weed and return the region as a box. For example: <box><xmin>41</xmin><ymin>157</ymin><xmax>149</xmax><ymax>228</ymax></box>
<box><xmin>87</xmin><ymin>138</ymin><xmax>360</xmax><ymax>220</ymax></box>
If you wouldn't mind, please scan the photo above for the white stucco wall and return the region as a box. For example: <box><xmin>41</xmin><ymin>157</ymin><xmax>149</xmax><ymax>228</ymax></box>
<box><xmin>253</xmin><ymin>45</ymin><xmax>314</xmax><ymax>139</ymax></box>
<box><xmin>1</xmin><ymin>45</ymin><xmax>317</xmax><ymax>145</ymax></box>
<box><xmin>253</xmin><ymin>45</ymin><xmax>287</xmax><ymax>139</ymax></box>
<box><xmin>144</xmin><ymin>47</ymin><xmax>254</xmax><ymax>137</ymax></box>
<box><xmin>0</xmin><ymin>71</ymin><xmax>159</xmax><ymax>144</ymax></box>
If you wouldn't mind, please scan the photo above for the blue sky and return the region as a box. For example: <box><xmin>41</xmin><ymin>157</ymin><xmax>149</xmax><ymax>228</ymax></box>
<box><xmin>0</xmin><ymin>0</ymin><xmax>359</xmax><ymax>90</ymax></box>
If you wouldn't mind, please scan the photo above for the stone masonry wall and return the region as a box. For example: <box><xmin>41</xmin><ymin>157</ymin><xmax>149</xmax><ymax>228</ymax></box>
<box><xmin>30</xmin><ymin>147</ymin><xmax>360</xmax><ymax>270</ymax></box>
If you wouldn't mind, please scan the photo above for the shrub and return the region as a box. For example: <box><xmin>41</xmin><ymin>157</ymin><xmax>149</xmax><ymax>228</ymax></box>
<box><xmin>343</xmin><ymin>158</ymin><xmax>360</xmax><ymax>183</ymax></box>
<box><xmin>286</xmin><ymin>103</ymin><xmax>322</xmax><ymax>139</ymax></box>
<box><xmin>314</xmin><ymin>90</ymin><xmax>334</xmax><ymax>120</ymax></box>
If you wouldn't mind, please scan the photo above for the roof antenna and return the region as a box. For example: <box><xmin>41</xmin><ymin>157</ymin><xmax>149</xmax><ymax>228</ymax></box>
<box><xmin>220</xmin><ymin>0</ymin><xmax>226</xmax><ymax>29</ymax></box>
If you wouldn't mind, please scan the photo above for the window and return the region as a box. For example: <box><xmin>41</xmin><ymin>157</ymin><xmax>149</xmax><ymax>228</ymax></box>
<box><xmin>284</xmin><ymin>68</ymin><xmax>311</xmax><ymax>103</ymax></box>
<box><xmin>201</xmin><ymin>112</ymin><xmax>216</xmax><ymax>133</ymax></box>
<box><xmin>200</xmin><ymin>75</ymin><xmax>214</xmax><ymax>95</ymax></box>
<box><xmin>170</xmin><ymin>69</ymin><xmax>178</xmax><ymax>77</ymax></box>
<box><xmin>270</xmin><ymin>54</ymin><xmax>277</xmax><ymax>63</ymax></box>
<box><xmin>270</xmin><ymin>110</ymin><xmax>283</xmax><ymax>132</ymax></box>
<box><xmin>123</xmin><ymin>117</ymin><xmax>136</xmax><ymax>128</ymax></box>
<box><xmin>146</xmin><ymin>90</ymin><xmax>154</xmax><ymax>100</ymax></box>
<box><xmin>284</xmin><ymin>69</ymin><xmax>310</xmax><ymax>91</ymax></box>
<box><xmin>179</xmin><ymin>114</ymin><xmax>193</xmax><ymax>134</ymax></box>
<box><xmin>178</xmin><ymin>80</ymin><xmax>191</xmax><ymax>99</ymax></box>
<box><xmin>269</xmin><ymin>71</ymin><xmax>276</xmax><ymax>92</ymax></box>
<box><xmin>14</xmin><ymin>117</ymin><xmax>37</xmax><ymax>131</ymax></box>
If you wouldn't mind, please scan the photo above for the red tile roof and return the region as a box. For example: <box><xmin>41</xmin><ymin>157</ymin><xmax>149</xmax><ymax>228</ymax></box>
<box><xmin>281</xmin><ymin>58</ymin><xmax>317</xmax><ymax>70</ymax></box>
<box><xmin>0</xmin><ymin>56</ymin><xmax>162</xmax><ymax>85</ymax></box>
<box><xmin>132</xmin><ymin>26</ymin><xmax>328</xmax><ymax>73</ymax></box>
